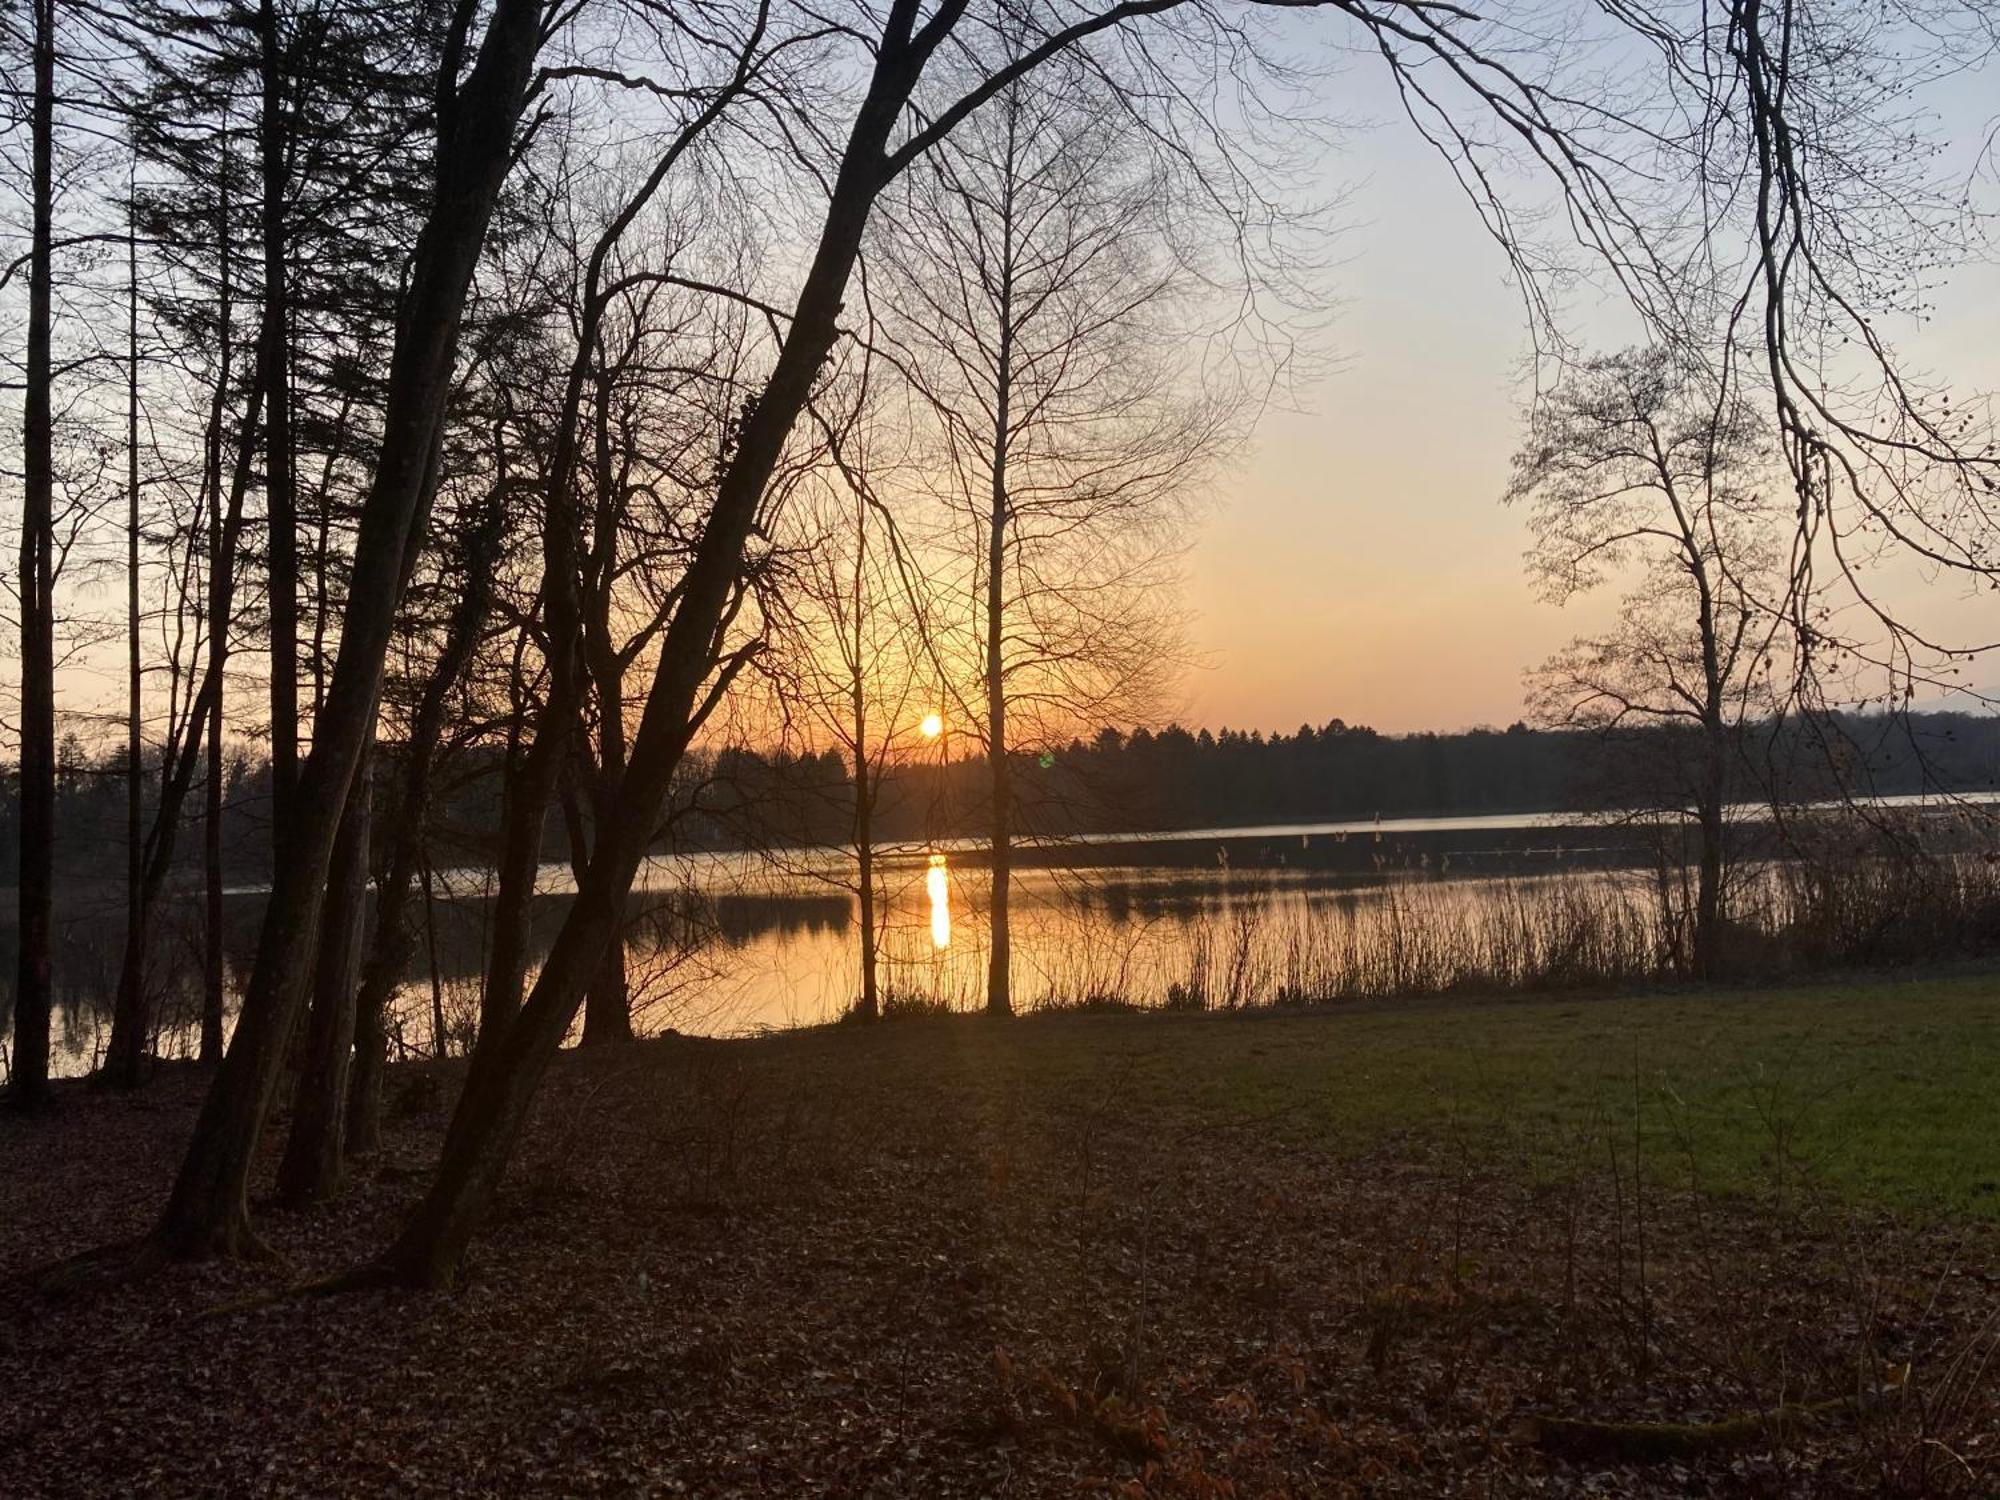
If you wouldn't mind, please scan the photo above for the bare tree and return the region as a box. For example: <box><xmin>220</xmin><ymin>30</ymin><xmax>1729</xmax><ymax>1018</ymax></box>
<box><xmin>473</xmin><ymin>22</ymin><xmax>773</xmax><ymax>1051</ymax></box>
<box><xmin>8</xmin><ymin>0</ymin><xmax>58</xmax><ymax>1107</ymax></box>
<box><xmin>769</xmin><ymin>426</ymin><xmax>933</xmax><ymax>1020</ymax></box>
<box><xmin>1508</xmin><ymin>346</ymin><xmax>1777</xmax><ymax>976</ymax></box>
<box><xmin>875</xmin><ymin>62</ymin><xmax>1233</xmax><ymax>1013</ymax></box>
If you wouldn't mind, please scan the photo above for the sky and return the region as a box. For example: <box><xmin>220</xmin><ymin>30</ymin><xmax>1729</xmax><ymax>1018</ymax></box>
<box><xmin>7</xmin><ymin>9</ymin><xmax>1996</xmax><ymax>752</ymax></box>
<box><xmin>1180</xmin><ymin>32</ymin><xmax>2000</xmax><ymax>737</ymax></box>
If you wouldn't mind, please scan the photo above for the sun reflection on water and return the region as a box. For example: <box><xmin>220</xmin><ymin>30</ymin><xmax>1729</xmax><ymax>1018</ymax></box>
<box><xmin>926</xmin><ymin>853</ymin><xmax>951</xmax><ymax>949</ymax></box>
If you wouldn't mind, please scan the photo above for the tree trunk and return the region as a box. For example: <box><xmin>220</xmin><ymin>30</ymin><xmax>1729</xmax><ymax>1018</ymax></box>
<box><xmin>260</xmin><ymin>0</ymin><xmax>299</xmax><ymax>843</ymax></box>
<box><xmin>983</xmin><ymin>293</ymin><xmax>1014</xmax><ymax>1018</ymax></box>
<box><xmin>560</xmin><ymin>779</ymin><xmax>633</xmax><ymax>1048</ymax></box>
<box><xmin>477</xmin><ymin>67</ymin><xmax>750</xmax><ymax>1053</ymax></box>
<box><xmin>275</xmin><ymin>747</ymin><xmax>371</xmax><ymax>1204</ymax></box>
<box><xmin>125</xmin><ymin>166</ymin><xmax>145</xmax><ymax>1073</ymax></box>
<box><xmin>1693</xmin><ymin>720</ymin><xmax>1727</xmax><ymax>980</ymax></box>
<box><xmin>202</xmin><ymin>690</ymin><xmax>227</xmax><ymax>1065</ymax></box>
<box><xmin>578</xmin><ymin>368</ymin><xmax>633</xmax><ymax>1049</ymax></box>
<box><xmin>474</xmin><ymin>303</ymin><xmax>607</xmax><ymax>1047</ymax></box>
<box><xmin>10</xmin><ymin>0</ymin><xmax>57</xmax><ymax>1107</ymax></box>
<box><xmin>151</xmin><ymin>0</ymin><xmax>544</xmax><ymax>1259</ymax></box>
<box><xmin>850</xmin><ymin>494</ymin><xmax>879</xmax><ymax>1022</ymax></box>
<box><xmin>478</xmin><ymin>719</ymin><xmax>556</xmax><ymax>1050</ymax></box>
<box><xmin>346</xmin><ymin>972</ymin><xmax>386</xmax><ymax>1155</ymax></box>
<box><xmin>853</xmin><ymin>756</ymin><xmax>880</xmax><ymax>1023</ymax></box>
<box><xmin>421</xmin><ymin>850</ymin><xmax>447</xmax><ymax>1057</ymax></box>
<box><xmin>202</xmin><ymin>130</ymin><xmax>235</xmax><ymax>1068</ymax></box>
<box><xmin>581</xmin><ymin>951</ymin><xmax>632</xmax><ymax>1046</ymax></box>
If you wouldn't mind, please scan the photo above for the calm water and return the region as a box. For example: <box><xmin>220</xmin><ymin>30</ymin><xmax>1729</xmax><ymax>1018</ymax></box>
<box><xmin>12</xmin><ymin>795</ymin><xmax>1995</xmax><ymax>1076</ymax></box>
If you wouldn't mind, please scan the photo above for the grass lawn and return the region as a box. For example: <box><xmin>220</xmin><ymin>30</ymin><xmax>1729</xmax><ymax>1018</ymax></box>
<box><xmin>919</xmin><ymin>971</ymin><xmax>2000</xmax><ymax>1221</ymax></box>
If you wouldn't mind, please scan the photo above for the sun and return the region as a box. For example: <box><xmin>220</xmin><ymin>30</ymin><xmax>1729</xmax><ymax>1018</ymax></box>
<box><xmin>919</xmin><ymin>712</ymin><xmax>944</xmax><ymax>740</ymax></box>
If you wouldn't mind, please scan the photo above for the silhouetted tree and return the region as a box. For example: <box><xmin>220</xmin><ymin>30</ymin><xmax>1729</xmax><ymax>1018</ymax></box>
<box><xmin>8</xmin><ymin>0</ymin><xmax>57</xmax><ymax>1106</ymax></box>
<box><xmin>877</xmin><ymin>59</ymin><xmax>1234</xmax><ymax>1013</ymax></box>
<box><xmin>1508</xmin><ymin>347</ymin><xmax>1778</xmax><ymax>976</ymax></box>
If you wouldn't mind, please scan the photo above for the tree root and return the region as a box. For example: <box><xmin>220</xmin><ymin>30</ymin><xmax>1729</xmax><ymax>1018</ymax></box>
<box><xmin>1520</xmin><ymin>1379</ymin><xmax>1906</xmax><ymax>1463</ymax></box>
<box><xmin>192</xmin><ymin>1257</ymin><xmax>415</xmax><ymax>1321</ymax></box>
<box><xmin>12</xmin><ymin>1214</ymin><xmax>282</xmax><ymax>1305</ymax></box>
<box><xmin>10</xmin><ymin>1236</ymin><xmax>165</xmax><ymax>1301</ymax></box>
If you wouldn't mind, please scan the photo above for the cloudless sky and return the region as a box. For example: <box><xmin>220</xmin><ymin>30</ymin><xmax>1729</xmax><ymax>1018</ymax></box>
<box><xmin>1183</xmin><ymin>36</ymin><xmax>2000</xmax><ymax>737</ymax></box>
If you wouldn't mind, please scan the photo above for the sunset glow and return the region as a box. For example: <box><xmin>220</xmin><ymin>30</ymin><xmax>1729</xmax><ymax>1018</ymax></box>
<box><xmin>919</xmin><ymin>712</ymin><xmax>944</xmax><ymax>740</ymax></box>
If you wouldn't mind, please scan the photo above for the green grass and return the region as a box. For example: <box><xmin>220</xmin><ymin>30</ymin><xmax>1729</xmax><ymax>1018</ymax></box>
<box><xmin>804</xmin><ymin>971</ymin><xmax>2000</xmax><ymax>1221</ymax></box>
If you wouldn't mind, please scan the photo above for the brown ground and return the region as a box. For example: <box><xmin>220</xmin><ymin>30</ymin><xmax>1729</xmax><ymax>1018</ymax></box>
<box><xmin>2</xmin><ymin>1015</ymin><xmax>1995</xmax><ymax>1498</ymax></box>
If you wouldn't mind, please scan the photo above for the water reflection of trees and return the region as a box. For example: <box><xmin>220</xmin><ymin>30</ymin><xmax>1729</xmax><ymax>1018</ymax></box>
<box><xmin>8</xmin><ymin>879</ymin><xmax>865</xmax><ymax>1073</ymax></box>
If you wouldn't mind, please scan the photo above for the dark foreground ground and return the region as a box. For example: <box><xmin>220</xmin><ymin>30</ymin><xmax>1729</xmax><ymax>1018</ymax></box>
<box><xmin>3</xmin><ymin>975</ymin><xmax>1997</xmax><ymax>1497</ymax></box>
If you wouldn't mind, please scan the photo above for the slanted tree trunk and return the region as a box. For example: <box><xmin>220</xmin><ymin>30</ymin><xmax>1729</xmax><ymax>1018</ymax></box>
<box><xmin>275</xmin><ymin>748</ymin><xmax>371</xmax><ymax>1204</ymax></box>
<box><xmin>11</xmin><ymin>0</ymin><xmax>57</xmax><ymax>1107</ymax></box>
<box><xmin>151</xmin><ymin>0</ymin><xmax>545</xmax><ymax>1259</ymax></box>
<box><xmin>563</xmin><ymin>780</ymin><xmax>633</xmax><ymax>1047</ymax></box>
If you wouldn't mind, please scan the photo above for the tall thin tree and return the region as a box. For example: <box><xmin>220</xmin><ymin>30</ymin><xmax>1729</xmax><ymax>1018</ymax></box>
<box><xmin>10</xmin><ymin>0</ymin><xmax>58</xmax><ymax>1107</ymax></box>
<box><xmin>125</xmin><ymin>151</ymin><xmax>144</xmax><ymax>1064</ymax></box>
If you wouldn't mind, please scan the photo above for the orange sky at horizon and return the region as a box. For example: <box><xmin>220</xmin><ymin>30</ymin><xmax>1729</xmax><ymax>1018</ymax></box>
<box><xmin>1178</xmin><ymin>41</ymin><xmax>2000</xmax><ymax>738</ymax></box>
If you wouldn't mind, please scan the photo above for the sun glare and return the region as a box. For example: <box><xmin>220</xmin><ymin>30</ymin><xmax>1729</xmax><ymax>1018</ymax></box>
<box><xmin>926</xmin><ymin>853</ymin><xmax>951</xmax><ymax>950</ymax></box>
<box><xmin>919</xmin><ymin>712</ymin><xmax>944</xmax><ymax>739</ymax></box>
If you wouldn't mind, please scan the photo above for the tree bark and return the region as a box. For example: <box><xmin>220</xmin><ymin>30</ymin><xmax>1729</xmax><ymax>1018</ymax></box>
<box><xmin>11</xmin><ymin>0</ymin><xmax>57</xmax><ymax>1107</ymax></box>
<box><xmin>1693</xmin><ymin>721</ymin><xmax>1727</xmax><ymax>980</ymax></box>
<box><xmin>151</xmin><ymin>0</ymin><xmax>544</xmax><ymax>1258</ymax></box>
<box><xmin>581</xmin><ymin>952</ymin><xmax>632</xmax><ymax>1046</ymax></box>
<box><xmin>275</xmin><ymin>747</ymin><xmax>371</xmax><ymax>1204</ymax></box>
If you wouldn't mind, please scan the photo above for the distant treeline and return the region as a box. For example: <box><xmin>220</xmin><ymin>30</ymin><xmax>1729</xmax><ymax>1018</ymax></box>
<box><xmin>697</xmin><ymin>710</ymin><xmax>2000</xmax><ymax>849</ymax></box>
<box><xmin>8</xmin><ymin>710</ymin><xmax>1995</xmax><ymax>889</ymax></box>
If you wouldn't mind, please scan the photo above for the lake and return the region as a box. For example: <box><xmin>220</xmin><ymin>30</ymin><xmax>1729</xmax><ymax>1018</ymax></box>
<box><xmin>12</xmin><ymin>794</ymin><xmax>1995</xmax><ymax>1076</ymax></box>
